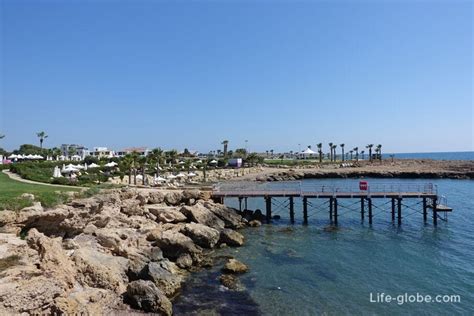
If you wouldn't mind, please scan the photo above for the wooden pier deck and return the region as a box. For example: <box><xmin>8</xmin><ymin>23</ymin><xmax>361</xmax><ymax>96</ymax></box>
<box><xmin>212</xmin><ymin>181</ymin><xmax>452</xmax><ymax>226</ymax></box>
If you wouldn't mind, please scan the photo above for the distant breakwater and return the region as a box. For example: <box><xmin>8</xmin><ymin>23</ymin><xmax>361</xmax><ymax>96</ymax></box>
<box><xmin>258</xmin><ymin>170</ymin><xmax>474</xmax><ymax>181</ymax></box>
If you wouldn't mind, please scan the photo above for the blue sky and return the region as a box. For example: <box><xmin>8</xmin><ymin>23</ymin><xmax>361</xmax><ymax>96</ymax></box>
<box><xmin>1</xmin><ymin>0</ymin><xmax>472</xmax><ymax>153</ymax></box>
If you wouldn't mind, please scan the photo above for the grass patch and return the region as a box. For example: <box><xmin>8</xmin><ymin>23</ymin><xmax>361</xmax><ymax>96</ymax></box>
<box><xmin>0</xmin><ymin>255</ymin><xmax>21</xmax><ymax>272</ymax></box>
<box><xmin>0</xmin><ymin>171</ymin><xmax>80</xmax><ymax>210</ymax></box>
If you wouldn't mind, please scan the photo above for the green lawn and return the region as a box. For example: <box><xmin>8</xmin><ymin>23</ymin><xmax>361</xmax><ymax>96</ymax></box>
<box><xmin>0</xmin><ymin>171</ymin><xmax>81</xmax><ymax>210</ymax></box>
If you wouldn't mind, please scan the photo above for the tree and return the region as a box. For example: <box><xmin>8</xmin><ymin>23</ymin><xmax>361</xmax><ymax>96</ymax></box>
<box><xmin>165</xmin><ymin>149</ymin><xmax>178</xmax><ymax>165</ymax></box>
<box><xmin>0</xmin><ymin>134</ymin><xmax>5</xmax><ymax>140</ymax></box>
<box><xmin>120</xmin><ymin>154</ymin><xmax>133</xmax><ymax>184</ymax></box>
<box><xmin>317</xmin><ymin>143</ymin><xmax>323</xmax><ymax>163</ymax></box>
<box><xmin>349</xmin><ymin>150</ymin><xmax>354</xmax><ymax>160</ymax></box>
<box><xmin>340</xmin><ymin>144</ymin><xmax>345</xmax><ymax>162</ymax></box>
<box><xmin>353</xmin><ymin>147</ymin><xmax>359</xmax><ymax>161</ymax></box>
<box><xmin>366</xmin><ymin>144</ymin><xmax>374</xmax><ymax>162</ymax></box>
<box><xmin>328</xmin><ymin>143</ymin><xmax>333</xmax><ymax>161</ymax></box>
<box><xmin>221</xmin><ymin>140</ymin><xmax>229</xmax><ymax>158</ymax></box>
<box><xmin>234</xmin><ymin>148</ymin><xmax>247</xmax><ymax>158</ymax></box>
<box><xmin>376</xmin><ymin>144</ymin><xmax>382</xmax><ymax>161</ymax></box>
<box><xmin>270</xmin><ymin>149</ymin><xmax>274</xmax><ymax>157</ymax></box>
<box><xmin>150</xmin><ymin>148</ymin><xmax>164</xmax><ymax>175</ymax></box>
<box><xmin>36</xmin><ymin>131</ymin><xmax>48</xmax><ymax>149</ymax></box>
<box><xmin>332</xmin><ymin>144</ymin><xmax>337</xmax><ymax>162</ymax></box>
<box><xmin>139</xmin><ymin>156</ymin><xmax>148</xmax><ymax>185</ymax></box>
<box><xmin>360</xmin><ymin>150</ymin><xmax>365</xmax><ymax>160</ymax></box>
<box><xmin>131</xmin><ymin>152</ymin><xmax>140</xmax><ymax>185</ymax></box>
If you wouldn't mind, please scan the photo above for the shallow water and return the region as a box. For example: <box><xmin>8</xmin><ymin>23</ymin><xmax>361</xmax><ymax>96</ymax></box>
<box><xmin>174</xmin><ymin>178</ymin><xmax>474</xmax><ymax>315</ymax></box>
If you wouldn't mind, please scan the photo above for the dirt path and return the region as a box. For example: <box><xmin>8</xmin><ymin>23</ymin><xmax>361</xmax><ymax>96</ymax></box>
<box><xmin>2</xmin><ymin>170</ymin><xmax>86</xmax><ymax>189</ymax></box>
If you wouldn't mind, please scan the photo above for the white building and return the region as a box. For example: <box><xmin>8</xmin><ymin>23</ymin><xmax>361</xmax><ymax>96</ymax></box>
<box><xmin>61</xmin><ymin>144</ymin><xmax>89</xmax><ymax>160</ymax></box>
<box><xmin>90</xmin><ymin>147</ymin><xmax>115</xmax><ymax>159</ymax></box>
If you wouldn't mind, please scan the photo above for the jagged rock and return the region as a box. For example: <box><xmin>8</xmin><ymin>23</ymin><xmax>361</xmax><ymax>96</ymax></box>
<box><xmin>154</xmin><ymin>230</ymin><xmax>201</xmax><ymax>260</ymax></box>
<box><xmin>164</xmin><ymin>191</ymin><xmax>183</xmax><ymax>206</ymax></box>
<box><xmin>136</xmin><ymin>191</ymin><xmax>149</xmax><ymax>206</ymax></box>
<box><xmin>73</xmin><ymin>248</ymin><xmax>129</xmax><ymax>293</ymax></box>
<box><xmin>219</xmin><ymin>229</ymin><xmax>244</xmax><ymax>247</ymax></box>
<box><xmin>176</xmin><ymin>253</ymin><xmax>193</xmax><ymax>269</ymax></box>
<box><xmin>52</xmin><ymin>288</ymin><xmax>122</xmax><ymax>315</ymax></box>
<box><xmin>20</xmin><ymin>201</ymin><xmax>43</xmax><ymax>212</ymax></box>
<box><xmin>125</xmin><ymin>280</ymin><xmax>172</xmax><ymax>316</ymax></box>
<box><xmin>120</xmin><ymin>199</ymin><xmax>143</xmax><ymax>216</ymax></box>
<box><xmin>147</xmin><ymin>206</ymin><xmax>187</xmax><ymax>223</ymax></box>
<box><xmin>20</xmin><ymin>193</ymin><xmax>35</xmax><ymax>200</ymax></box>
<box><xmin>146</xmin><ymin>228</ymin><xmax>163</xmax><ymax>242</ymax></box>
<box><xmin>145</xmin><ymin>260</ymin><xmax>184</xmax><ymax>297</ymax></box>
<box><xmin>148</xmin><ymin>191</ymin><xmax>165</xmax><ymax>204</ymax></box>
<box><xmin>69</xmin><ymin>198</ymin><xmax>103</xmax><ymax>213</ymax></box>
<box><xmin>199</xmin><ymin>190</ymin><xmax>212</xmax><ymax>201</ymax></box>
<box><xmin>252</xmin><ymin>209</ymin><xmax>265</xmax><ymax>221</ymax></box>
<box><xmin>219</xmin><ymin>274</ymin><xmax>244</xmax><ymax>290</ymax></box>
<box><xmin>180</xmin><ymin>204</ymin><xmax>225</xmax><ymax>230</ymax></box>
<box><xmin>202</xmin><ymin>201</ymin><xmax>243</xmax><ymax>228</ymax></box>
<box><xmin>94</xmin><ymin>228</ymin><xmax>122</xmax><ymax>252</ymax></box>
<box><xmin>249</xmin><ymin>220</ymin><xmax>262</xmax><ymax>227</ymax></box>
<box><xmin>223</xmin><ymin>258</ymin><xmax>248</xmax><ymax>274</ymax></box>
<box><xmin>182</xmin><ymin>223</ymin><xmax>220</xmax><ymax>248</ymax></box>
<box><xmin>182</xmin><ymin>190</ymin><xmax>200</xmax><ymax>202</ymax></box>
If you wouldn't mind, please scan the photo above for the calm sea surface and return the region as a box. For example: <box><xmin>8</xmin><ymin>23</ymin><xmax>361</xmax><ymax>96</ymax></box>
<box><xmin>384</xmin><ymin>151</ymin><xmax>474</xmax><ymax>160</ymax></box>
<box><xmin>174</xmin><ymin>178</ymin><xmax>474</xmax><ymax>315</ymax></box>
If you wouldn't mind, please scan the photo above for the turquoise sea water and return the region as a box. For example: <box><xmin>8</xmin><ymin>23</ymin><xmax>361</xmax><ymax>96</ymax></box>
<box><xmin>384</xmin><ymin>151</ymin><xmax>474</xmax><ymax>160</ymax></box>
<box><xmin>174</xmin><ymin>178</ymin><xmax>474</xmax><ymax>315</ymax></box>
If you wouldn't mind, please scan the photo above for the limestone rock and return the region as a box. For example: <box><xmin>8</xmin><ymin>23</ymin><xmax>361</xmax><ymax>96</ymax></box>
<box><xmin>223</xmin><ymin>258</ymin><xmax>248</xmax><ymax>274</ymax></box>
<box><xmin>148</xmin><ymin>191</ymin><xmax>165</xmax><ymax>204</ymax></box>
<box><xmin>145</xmin><ymin>260</ymin><xmax>184</xmax><ymax>297</ymax></box>
<box><xmin>249</xmin><ymin>220</ymin><xmax>262</xmax><ymax>227</ymax></box>
<box><xmin>154</xmin><ymin>230</ymin><xmax>201</xmax><ymax>260</ymax></box>
<box><xmin>182</xmin><ymin>223</ymin><xmax>220</xmax><ymax>248</ymax></box>
<box><xmin>180</xmin><ymin>204</ymin><xmax>225</xmax><ymax>230</ymax></box>
<box><xmin>219</xmin><ymin>228</ymin><xmax>244</xmax><ymax>247</ymax></box>
<box><xmin>147</xmin><ymin>206</ymin><xmax>188</xmax><ymax>224</ymax></box>
<box><xmin>164</xmin><ymin>191</ymin><xmax>183</xmax><ymax>206</ymax></box>
<box><xmin>202</xmin><ymin>201</ymin><xmax>243</xmax><ymax>228</ymax></box>
<box><xmin>125</xmin><ymin>280</ymin><xmax>172</xmax><ymax>316</ymax></box>
<box><xmin>176</xmin><ymin>253</ymin><xmax>193</xmax><ymax>269</ymax></box>
<box><xmin>120</xmin><ymin>199</ymin><xmax>143</xmax><ymax>216</ymax></box>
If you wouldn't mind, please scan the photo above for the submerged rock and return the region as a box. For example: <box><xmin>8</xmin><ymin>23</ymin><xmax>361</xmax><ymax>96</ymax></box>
<box><xmin>219</xmin><ymin>229</ymin><xmax>244</xmax><ymax>247</ymax></box>
<box><xmin>125</xmin><ymin>280</ymin><xmax>172</xmax><ymax>315</ymax></box>
<box><xmin>222</xmin><ymin>259</ymin><xmax>249</xmax><ymax>274</ymax></box>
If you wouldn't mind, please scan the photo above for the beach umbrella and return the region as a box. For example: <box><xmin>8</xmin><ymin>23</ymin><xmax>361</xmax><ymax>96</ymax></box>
<box><xmin>8</xmin><ymin>154</ymin><xmax>17</xmax><ymax>159</ymax></box>
<box><xmin>178</xmin><ymin>161</ymin><xmax>185</xmax><ymax>165</ymax></box>
<box><xmin>88</xmin><ymin>163</ymin><xmax>100</xmax><ymax>168</ymax></box>
<box><xmin>61</xmin><ymin>166</ymin><xmax>79</xmax><ymax>174</ymax></box>
<box><xmin>74</xmin><ymin>164</ymin><xmax>85</xmax><ymax>169</ymax></box>
<box><xmin>167</xmin><ymin>174</ymin><xmax>177</xmax><ymax>179</ymax></box>
<box><xmin>176</xmin><ymin>173</ymin><xmax>186</xmax><ymax>178</ymax></box>
<box><xmin>105</xmin><ymin>162</ymin><xmax>118</xmax><ymax>167</ymax></box>
<box><xmin>210</xmin><ymin>159</ymin><xmax>218</xmax><ymax>164</ymax></box>
<box><xmin>154</xmin><ymin>176</ymin><xmax>166</xmax><ymax>182</ymax></box>
<box><xmin>187</xmin><ymin>172</ymin><xmax>197</xmax><ymax>177</ymax></box>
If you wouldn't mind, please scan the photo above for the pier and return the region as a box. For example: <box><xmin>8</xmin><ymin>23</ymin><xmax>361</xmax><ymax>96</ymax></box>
<box><xmin>212</xmin><ymin>181</ymin><xmax>453</xmax><ymax>226</ymax></box>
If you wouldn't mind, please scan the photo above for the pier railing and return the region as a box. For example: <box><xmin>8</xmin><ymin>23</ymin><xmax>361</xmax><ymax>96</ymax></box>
<box><xmin>213</xmin><ymin>181</ymin><xmax>437</xmax><ymax>196</ymax></box>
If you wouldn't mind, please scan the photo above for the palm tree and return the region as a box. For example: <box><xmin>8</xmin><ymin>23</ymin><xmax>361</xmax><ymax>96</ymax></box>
<box><xmin>328</xmin><ymin>143</ymin><xmax>333</xmax><ymax>161</ymax></box>
<box><xmin>332</xmin><ymin>144</ymin><xmax>337</xmax><ymax>162</ymax></box>
<box><xmin>349</xmin><ymin>150</ymin><xmax>354</xmax><ymax>160</ymax></box>
<box><xmin>340</xmin><ymin>143</ymin><xmax>345</xmax><ymax>161</ymax></box>
<box><xmin>366</xmin><ymin>144</ymin><xmax>374</xmax><ymax>162</ymax></box>
<box><xmin>376</xmin><ymin>144</ymin><xmax>382</xmax><ymax>161</ymax></box>
<box><xmin>317</xmin><ymin>143</ymin><xmax>323</xmax><ymax>163</ymax></box>
<box><xmin>270</xmin><ymin>149</ymin><xmax>274</xmax><ymax>157</ymax></box>
<box><xmin>121</xmin><ymin>154</ymin><xmax>134</xmax><ymax>184</ymax></box>
<box><xmin>353</xmin><ymin>147</ymin><xmax>359</xmax><ymax>161</ymax></box>
<box><xmin>0</xmin><ymin>134</ymin><xmax>4</xmax><ymax>140</ymax></box>
<box><xmin>139</xmin><ymin>156</ymin><xmax>148</xmax><ymax>185</ymax></box>
<box><xmin>131</xmin><ymin>152</ymin><xmax>140</xmax><ymax>185</ymax></box>
<box><xmin>266</xmin><ymin>150</ymin><xmax>269</xmax><ymax>157</ymax></box>
<box><xmin>150</xmin><ymin>148</ymin><xmax>164</xmax><ymax>175</ymax></box>
<box><xmin>360</xmin><ymin>150</ymin><xmax>365</xmax><ymax>160</ymax></box>
<box><xmin>36</xmin><ymin>131</ymin><xmax>48</xmax><ymax>149</ymax></box>
<box><xmin>221</xmin><ymin>140</ymin><xmax>229</xmax><ymax>158</ymax></box>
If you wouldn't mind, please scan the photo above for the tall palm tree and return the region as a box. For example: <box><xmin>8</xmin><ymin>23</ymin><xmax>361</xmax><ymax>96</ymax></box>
<box><xmin>360</xmin><ymin>150</ymin><xmax>365</xmax><ymax>160</ymax></box>
<box><xmin>150</xmin><ymin>148</ymin><xmax>164</xmax><ymax>175</ymax></box>
<box><xmin>121</xmin><ymin>154</ymin><xmax>134</xmax><ymax>184</ymax></box>
<box><xmin>376</xmin><ymin>144</ymin><xmax>382</xmax><ymax>161</ymax></box>
<box><xmin>139</xmin><ymin>156</ymin><xmax>148</xmax><ymax>185</ymax></box>
<box><xmin>270</xmin><ymin>149</ymin><xmax>274</xmax><ymax>157</ymax></box>
<box><xmin>332</xmin><ymin>144</ymin><xmax>337</xmax><ymax>162</ymax></box>
<box><xmin>0</xmin><ymin>134</ymin><xmax>5</xmax><ymax>140</ymax></box>
<box><xmin>317</xmin><ymin>143</ymin><xmax>323</xmax><ymax>163</ymax></box>
<box><xmin>131</xmin><ymin>152</ymin><xmax>140</xmax><ymax>185</ymax></box>
<box><xmin>349</xmin><ymin>150</ymin><xmax>354</xmax><ymax>160</ymax></box>
<box><xmin>353</xmin><ymin>147</ymin><xmax>359</xmax><ymax>161</ymax></box>
<box><xmin>328</xmin><ymin>143</ymin><xmax>333</xmax><ymax>161</ymax></box>
<box><xmin>221</xmin><ymin>140</ymin><xmax>229</xmax><ymax>158</ymax></box>
<box><xmin>36</xmin><ymin>131</ymin><xmax>48</xmax><ymax>149</ymax></box>
<box><xmin>340</xmin><ymin>143</ymin><xmax>345</xmax><ymax>161</ymax></box>
<box><xmin>366</xmin><ymin>144</ymin><xmax>374</xmax><ymax>162</ymax></box>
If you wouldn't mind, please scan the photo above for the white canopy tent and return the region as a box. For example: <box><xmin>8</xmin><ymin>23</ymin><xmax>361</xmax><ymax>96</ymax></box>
<box><xmin>299</xmin><ymin>147</ymin><xmax>317</xmax><ymax>159</ymax></box>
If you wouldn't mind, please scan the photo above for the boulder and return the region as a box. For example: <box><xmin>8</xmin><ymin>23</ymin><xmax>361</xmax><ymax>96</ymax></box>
<box><xmin>164</xmin><ymin>191</ymin><xmax>183</xmax><ymax>206</ymax></box>
<box><xmin>180</xmin><ymin>204</ymin><xmax>225</xmax><ymax>230</ymax></box>
<box><xmin>176</xmin><ymin>253</ymin><xmax>193</xmax><ymax>269</ymax></box>
<box><xmin>154</xmin><ymin>230</ymin><xmax>201</xmax><ymax>260</ymax></box>
<box><xmin>219</xmin><ymin>229</ymin><xmax>244</xmax><ymax>247</ymax></box>
<box><xmin>20</xmin><ymin>193</ymin><xmax>35</xmax><ymax>201</ymax></box>
<box><xmin>69</xmin><ymin>198</ymin><xmax>103</xmax><ymax>213</ymax></box>
<box><xmin>120</xmin><ymin>199</ymin><xmax>143</xmax><ymax>216</ymax></box>
<box><xmin>136</xmin><ymin>192</ymin><xmax>149</xmax><ymax>206</ymax></box>
<box><xmin>147</xmin><ymin>206</ymin><xmax>187</xmax><ymax>224</ymax></box>
<box><xmin>72</xmin><ymin>248</ymin><xmax>129</xmax><ymax>293</ymax></box>
<box><xmin>125</xmin><ymin>280</ymin><xmax>172</xmax><ymax>316</ymax></box>
<box><xmin>202</xmin><ymin>201</ymin><xmax>243</xmax><ymax>228</ymax></box>
<box><xmin>222</xmin><ymin>258</ymin><xmax>248</xmax><ymax>274</ymax></box>
<box><xmin>249</xmin><ymin>220</ymin><xmax>262</xmax><ymax>227</ymax></box>
<box><xmin>219</xmin><ymin>274</ymin><xmax>244</xmax><ymax>291</ymax></box>
<box><xmin>148</xmin><ymin>191</ymin><xmax>165</xmax><ymax>204</ymax></box>
<box><xmin>182</xmin><ymin>223</ymin><xmax>220</xmax><ymax>249</ymax></box>
<box><xmin>182</xmin><ymin>190</ymin><xmax>200</xmax><ymax>202</ymax></box>
<box><xmin>145</xmin><ymin>261</ymin><xmax>183</xmax><ymax>297</ymax></box>
<box><xmin>20</xmin><ymin>202</ymin><xmax>44</xmax><ymax>213</ymax></box>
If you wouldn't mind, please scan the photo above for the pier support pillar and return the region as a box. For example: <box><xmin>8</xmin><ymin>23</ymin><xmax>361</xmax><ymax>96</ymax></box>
<box><xmin>391</xmin><ymin>198</ymin><xmax>396</xmax><ymax>221</ymax></box>
<box><xmin>422</xmin><ymin>198</ymin><xmax>427</xmax><ymax>222</ymax></box>
<box><xmin>289</xmin><ymin>197</ymin><xmax>295</xmax><ymax>224</ymax></box>
<box><xmin>329</xmin><ymin>198</ymin><xmax>333</xmax><ymax>222</ymax></box>
<box><xmin>334</xmin><ymin>198</ymin><xmax>338</xmax><ymax>225</ymax></box>
<box><xmin>397</xmin><ymin>198</ymin><xmax>402</xmax><ymax>225</ymax></box>
<box><xmin>303</xmin><ymin>197</ymin><xmax>308</xmax><ymax>225</ymax></box>
<box><xmin>265</xmin><ymin>197</ymin><xmax>272</xmax><ymax>223</ymax></box>
<box><xmin>368</xmin><ymin>198</ymin><xmax>373</xmax><ymax>225</ymax></box>
<box><xmin>238</xmin><ymin>197</ymin><xmax>243</xmax><ymax>212</ymax></box>
<box><xmin>244</xmin><ymin>197</ymin><xmax>248</xmax><ymax>211</ymax></box>
<box><xmin>360</xmin><ymin>198</ymin><xmax>365</xmax><ymax>221</ymax></box>
<box><xmin>433</xmin><ymin>197</ymin><xmax>438</xmax><ymax>226</ymax></box>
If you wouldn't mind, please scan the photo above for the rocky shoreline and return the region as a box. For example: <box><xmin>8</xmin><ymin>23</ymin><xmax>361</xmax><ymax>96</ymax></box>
<box><xmin>0</xmin><ymin>188</ymin><xmax>255</xmax><ymax>315</ymax></box>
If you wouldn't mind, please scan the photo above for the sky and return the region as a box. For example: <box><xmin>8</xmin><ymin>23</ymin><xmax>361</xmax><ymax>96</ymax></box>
<box><xmin>0</xmin><ymin>0</ymin><xmax>472</xmax><ymax>154</ymax></box>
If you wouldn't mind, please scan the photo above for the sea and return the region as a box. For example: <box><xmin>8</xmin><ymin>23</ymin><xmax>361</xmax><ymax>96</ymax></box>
<box><xmin>383</xmin><ymin>151</ymin><xmax>474</xmax><ymax>161</ymax></box>
<box><xmin>173</xmin><ymin>153</ymin><xmax>474</xmax><ymax>315</ymax></box>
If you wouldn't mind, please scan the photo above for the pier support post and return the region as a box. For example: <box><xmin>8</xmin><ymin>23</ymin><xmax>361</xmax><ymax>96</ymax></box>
<box><xmin>391</xmin><ymin>198</ymin><xmax>395</xmax><ymax>221</ymax></box>
<box><xmin>433</xmin><ymin>197</ymin><xmax>438</xmax><ymax>226</ymax></box>
<box><xmin>289</xmin><ymin>197</ymin><xmax>295</xmax><ymax>224</ymax></box>
<box><xmin>244</xmin><ymin>197</ymin><xmax>248</xmax><ymax>211</ymax></box>
<box><xmin>397</xmin><ymin>198</ymin><xmax>402</xmax><ymax>225</ymax></box>
<box><xmin>265</xmin><ymin>197</ymin><xmax>272</xmax><ymax>223</ymax></box>
<box><xmin>303</xmin><ymin>197</ymin><xmax>308</xmax><ymax>225</ymax></box>
<box><xmin>238</xmin><ymin>197</ymin><xmax>243</xmax><ymax>212</ymax></box>
<box><xmin>329</xmin><ymin>198</ymin><xmax>333</xmax><ymax>222</ymax></box>
<box><xmin>422</xmin><ymin>198</ymin><xmax>427</xmax><ymax>222</ymax></box>
<box><xmin>368</xmin><ymin>198</ymin><xmax>373</xmax><ymax>225</ymax></box>
<box><xmin>360</xmin><ymin>198</ymin><xmax>365</xmax><ymax>221</ymax></box>
<box><xmin>334</xmin><ymin>198</ymin><xmax>338</xmax><ymax>225</ymax></box>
